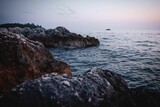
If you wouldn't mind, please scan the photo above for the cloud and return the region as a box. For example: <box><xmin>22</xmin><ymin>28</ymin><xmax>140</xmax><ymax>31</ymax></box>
<box><xmin>22</xmin><ymin>11</ymin><xmax>34</xmax><ymax>15</ymax></box>
<box><xmin>56</xmin><ymin>5</ymin><xmax>76</xmax><ymax>16</ymax></box>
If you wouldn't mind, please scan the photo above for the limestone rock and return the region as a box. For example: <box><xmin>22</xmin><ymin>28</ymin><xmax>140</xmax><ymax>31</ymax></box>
<box><xmin>0</xmin><ymin>24</ymin><xmax>100</xmax><ymax>48</ymax></box>
<box><xmin>39</xmin><ymin>26</ymin><xmax>100</xmax><ymax>48</ymax></box>
<box><xmin>1</xmin><ymin>68</ymin><xmax>129</xmax><ymax>107</ymax></box>
<box><xmin>0</xmin><ymin>31</ymin><xmax>72</xmax><ymax>96</ymax></box>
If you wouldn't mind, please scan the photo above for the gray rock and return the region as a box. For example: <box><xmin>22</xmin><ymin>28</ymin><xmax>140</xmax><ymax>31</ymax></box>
<box><xmin>7</xmin><ymin>27</ymin><xmax>46</xmax><ymax>39</ymax></box>
<box><xmin>1</xmin><ymin>68</ymin><xmax>129</xmax><ymax>107</ymax></box>
<box><xmin>55</xmin><ymin>26</ymin><xmax>70</xmax><ymax>34</ymax></box>
<box><xmin>1</xmin><ymin>24</ymin><xmax>100</xmax><ymax>48</ymax></box>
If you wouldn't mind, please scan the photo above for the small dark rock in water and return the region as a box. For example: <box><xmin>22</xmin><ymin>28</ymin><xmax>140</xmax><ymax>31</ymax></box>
<box><xmin>106</xmin><ymin>29</ymin><xmax>111</xmax><ymax>31</ymax></box>
<box><xmin>0</xmin><ymin>31</ymin><xmax>72</xmax><ymax>96</ymax></box>
<box><xmin>1</xmin><ymin>68</ymin><xmax>130</xmax><ymax>107</ymax></box>
<box><xmin>0</xmin><ymin>23</ymin><xmax>100</xmax><ymax>48</ymax></box>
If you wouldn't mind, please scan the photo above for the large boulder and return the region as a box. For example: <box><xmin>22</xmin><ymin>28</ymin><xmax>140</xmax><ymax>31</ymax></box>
<box><xmin>0</xmin><ymin>31</ymin><xmax>72</xmax><ymax>96</ymax></box>
<box><xmin>1</xmin><ymin>68</ymin><xmax>131</xmax><ymax>107</ymax></box>
<box><xmin>0</xmin><ymin>23</ymin><xmax>100</xmax><ymax>48</ymax></box>
<box><xmin>1</xmin><ymin>68</ymin><xmax>160</xmax><ymax>107</ymax></box>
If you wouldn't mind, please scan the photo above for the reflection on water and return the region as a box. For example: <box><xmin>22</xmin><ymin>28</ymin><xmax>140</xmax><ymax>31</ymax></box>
<box><xmin>49</xmin><ymin>30</ymin><xmax>160</xmax><ymax>91</ymax></box>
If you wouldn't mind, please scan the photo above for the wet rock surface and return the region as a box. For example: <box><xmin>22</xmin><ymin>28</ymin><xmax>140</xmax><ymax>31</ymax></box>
<box><xmin>0</xmin><ymin>31</ymin><xmax>72</xmax><ymax>96</ymax></box>
<box><xmin>1</xmin><ymin>68</ymin><xmax>130</xmax><ymax>107</ymax></box>
<box><xmin>0</xmin><ymin>24</ymin><xmax>100</xmax><ymax>48</ymax></box>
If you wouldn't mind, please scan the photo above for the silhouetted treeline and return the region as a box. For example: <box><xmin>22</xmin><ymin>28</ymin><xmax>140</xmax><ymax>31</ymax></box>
<box><xmin>0</xmin><ymin>23</ymin><xmax>42</xmax><ymax>29</ymax></box>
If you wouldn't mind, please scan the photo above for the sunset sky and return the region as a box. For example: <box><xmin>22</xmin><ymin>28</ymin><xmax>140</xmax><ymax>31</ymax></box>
<box><xmin>0</xmin><ymin>0</ymin><xmax>160</xmax><ymax>32</ymax></box>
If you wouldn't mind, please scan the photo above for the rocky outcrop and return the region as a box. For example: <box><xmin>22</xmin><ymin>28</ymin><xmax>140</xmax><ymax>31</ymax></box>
<box><xmin>1</xmin><ymin>68</ymin><xmax>130</xmax><ymax>107</ymax></box>
<box><xmin>0</xmin><ymin>31</ymin><xmax>72</xmax><ymax>96</ymax></box>
<box><xmin>1</xmin><ymin>24</ymin><xmax>159</xmax><ymax>107</ymax></box>
<box><xmin>1</xmin><ymin>68</ymin><xmax>160</xmax><ymax>107</ymax></box>
<box><xmin>0</xmin><ymin>24</ymin><xmax>100</xmax><ymax>48</ymax></box>
<box><xmin>1</xmin><ymin>65</ymin><xmax>160</xmax><ymax>107</ymax></box>
<box><xmin>41</xmin><ymin>27</ymin><xmax>100</xmax><ymax>48</ymax></box>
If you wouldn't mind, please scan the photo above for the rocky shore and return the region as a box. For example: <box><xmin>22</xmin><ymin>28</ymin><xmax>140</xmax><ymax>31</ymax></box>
<box><xmin>1</xmin><ymin>68</ymin><xmax>160</xmax><ymax>107</ymax></box>
<box><xmin>0</xmin><ymin>31</ymin><xmax>71</xmax><ymax>96</ymax></box>
<box><xmin>1</xmin><ymin>68</ymin><xmax>129</xmax><ymax>107</ymax></box>
<box><xmin>0</xmin><ymin>24</ymin><xmax>160</xmax><ymax>107</ymax></box>
<box><xmin>0</xmin><ymin>23</ymin><xmax>100</xmax><ymax>48</ymax></box>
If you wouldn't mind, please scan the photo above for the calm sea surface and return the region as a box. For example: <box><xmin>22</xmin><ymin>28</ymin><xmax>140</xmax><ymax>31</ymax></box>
<box><xmin>49</xmin><ymin>30</ymin><xmax>160</xmax><ymax>91</ymax></box>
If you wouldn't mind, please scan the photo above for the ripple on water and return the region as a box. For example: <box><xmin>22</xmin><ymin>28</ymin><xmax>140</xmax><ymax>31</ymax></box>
<box><xmin>49</xmin><ymin>30</ymin><xmax>160</xmax><ymax>92</ymax></box>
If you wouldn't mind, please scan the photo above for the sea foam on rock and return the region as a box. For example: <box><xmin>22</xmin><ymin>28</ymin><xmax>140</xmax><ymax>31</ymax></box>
<box><xmin>0</xmin><ymin>31</ymin><xmax>72</xmax><ymax>96</ymax></box>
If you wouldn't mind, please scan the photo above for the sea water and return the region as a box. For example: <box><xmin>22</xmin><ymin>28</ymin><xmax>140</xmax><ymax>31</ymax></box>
<box><xmin>49</xmin><ymin>30</ymin><xmax>160</xmax><ymax>91</ymax></box>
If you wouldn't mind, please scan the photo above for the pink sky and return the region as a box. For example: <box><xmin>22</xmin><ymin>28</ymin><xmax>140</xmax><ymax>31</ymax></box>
<box><xmin>0</xmin><ymin>0</ymin><xmax>160</xmax><ymax>32</ymax></box>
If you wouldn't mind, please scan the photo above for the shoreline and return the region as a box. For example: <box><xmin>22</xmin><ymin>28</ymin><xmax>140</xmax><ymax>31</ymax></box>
<box><xmin>0</xmin><ymin>23</ymin><xmax>160</xmax><ymax>107</ymax></box>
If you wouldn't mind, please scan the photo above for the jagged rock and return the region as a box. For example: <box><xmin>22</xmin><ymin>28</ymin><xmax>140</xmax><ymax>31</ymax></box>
<box><xmin>0</xmin><ymin>31</ymin><xmax>72</xmax><ymax>96</ymax></box>
<box><xmin>1</xmin><ymin>67</ymin><xmax>160</xmax><ymax>107</ymax></box>
<box><xmin>43</xmin><ymin>27</ymin><xmax>100</xmax><ymax>48</ymax></box>
<box><xmin>55</xmin><ymin>26</ymin><xmax>70</xmax><ymax>34</ymax></box>
<box><xmin>7</xmin><ymin>27</ymin><xmax>46</xmax><ymax>39</ymax></box>
<box><xmin>1</xmin><ymin>68</ymin><xmax>130</xmax><ymax>107</ymax></box>
<box><xmin>0</xmin><ymin>24</ymin><xmax>100</xmax><ymax>48</ymax></box>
